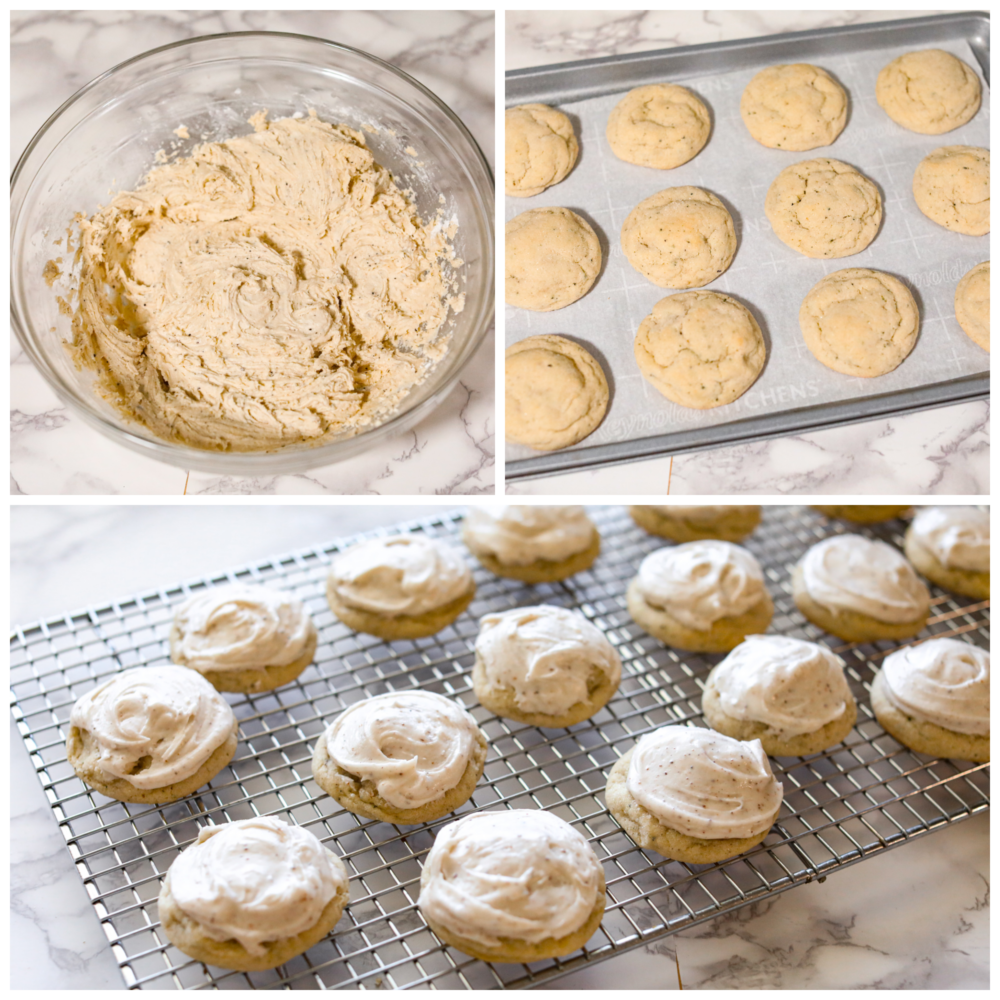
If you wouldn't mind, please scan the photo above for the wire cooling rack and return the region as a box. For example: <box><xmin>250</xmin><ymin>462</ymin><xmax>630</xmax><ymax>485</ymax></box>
<box><xmin>9</xmin><ymin>506</ymin><xmax>990</xmax><ymax>990</ymax></box>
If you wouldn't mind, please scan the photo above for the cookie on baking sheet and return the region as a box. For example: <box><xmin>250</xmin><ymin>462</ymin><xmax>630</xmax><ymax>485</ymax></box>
<box><xmin>505</xmin><ymin>103</ymin><xmax>579</xmax><ymax>197</ymax></box>
<box><xmin>505</xmin><ymin>335</ymin><xmax>609</xmax><ymax>451</ymax></box>
<box><xmin>765</xmin><ymin>158</ymin><xmax>882</xmax><ymax>258</ymax></box>
<box><xmin>799</xmin><ymin>268</ymin><xmax>919</xmax><ymax>377</ymax></box>
<box><xmin>876</xmin><ymin>49</ymin><xmax>981</xmax><ymax>135</ymax></box>
<box><xmin>954</xmin><ymin>261</ymin><xmax>989</xmax><ymax>352</ymax></box>
<box><xmin>606</xmin><ymin>83</ymin><xmax>711</xmax><ymax>169</ymax></box>
<box><xmin>811</xmin><ymin>505</ymin><xmax>910</xmax><ymax>524</ymax></box>
<box><xmin>912</xmin><ymin>146</ymin><xmax>990</xmax><ymax>236</ymax></box>
<box><xmin>629</xmin><ymin>505</ymin><xmax>762</xmax><ymax>543</ymax></box>
<box><xmin>634</xmin><ymin>291</ymin><xmax>765</xmax><ymax>408</ymax></box>
<box><xmin>506</xmin><ymin>207</ymin><xmax>601</xmax><ymax>311</ymax></box>
<box><xmin>741</xmin><ymin>63</ymin><xmax>848</xmax><ymax>150</ymax></box>
<box><xmin>904</xmin><ymin>506</ymin><xmax>989</xmax><ymax>601</ymax></box>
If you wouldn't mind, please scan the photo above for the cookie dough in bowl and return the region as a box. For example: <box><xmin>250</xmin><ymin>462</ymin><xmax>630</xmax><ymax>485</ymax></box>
<box><xmin>876</xmin><ymin>49</ymin><xmax>981</xmax><ymax>135</ymax></box>
<box><xmin>912</xmin><ymin>146</ymin><xmax>990</xmax><ymax>236</ymax></box>
<box><xmin>505</xmin><ymin>103</ymin><xmax>579</xmax><ymax>197</ymax></box>
<box><xmin>954</xmin><ymin>261</ymin><xmax>990</xmax><ymax>352</ymax></box>
<box><xmin>606</xmin><ymin>83</ymin><xmax>711</xmax><ymax>169</ymax></box>
<box><xmin>904</xmin><ymin>506</ymin><xmax>989</xmax><ymax>600</ymax></box>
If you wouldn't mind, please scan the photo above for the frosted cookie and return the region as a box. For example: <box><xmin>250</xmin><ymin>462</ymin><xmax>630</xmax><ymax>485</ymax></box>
<box><xmin>876</xmin><ymin>49</ymin><xmax>981</xmax><ymax>135</ymax></box>
<box><xmin>605</xmin><ymin>725</ymin><xmax>783</xmax><ymax>863</ymax></box>
<box><xmin>606</xmin><ymin>83</ymin><xmax>711</xmax><ymax>170</ymax></box>
<box><xmin>904</xmin><ymin>506</ymin><xmax>989</xmax><ymax>600</ymax></box>
<box><xmin>634</xmin><ymin>291</ymin><xmax>765</xmax><ymax>408</ymax></box>
<box><xmin>954</xmin><ymin>261</ymin><xmax>989</xmax><ymax>352</ymax></box>
<box><xmin>418</xmin><ymin>810</ymin><xmax>605</xmax><ymax>962</ymax></box>
<box><xmin>505</xmin><ymin>335</ymin><xmax>609</xmax><ymax>451</ymax></box>
<box><xmin>505</xmin><ymin>207</ymin><xmax>601</xmax><ymax>311</ymax></box>
<box><xmin>326</xmin><ymin>535</ymin><xmax>474</xmax><ymax>640</ymax></box>
<box><xmin>621</xmin><ymin>187</ymin><xmax>736</xmax><ymax>289</ymax></box>
<box><xmin>703</xmin><ymin>635</ymin><xmax>857</xmax><ymax>756</ymax></box>
<box><xmin>462</xmin><ymin>506</ymin><xmax>600</xmax><ymax>583</ymax></box>
<box><xmin>871</xmin><ymin>638</ymin><xmax>989</xmax><ymax>762</ymax></box>
<box><xmin>473</xmin><ymin>605</ymin><xmax>622</xmax><ymax>727</ymax></box>
<box><xmin>792</xmin><ymin>535</ymin><xmax>930</xmax><ymax>642</ymax></box>
<box><xmin>626</xmin><ymin>541</ymin><xmax>773</xmax><ymax>653</ymax></box>
<box><xmin>799</xmin><ymin>268</ymin><xmax>919</xmax><ymax>377</ymax></box>
<box><xmin>765</xmin><ymin>158</ymin><xmax>882</xmax><ymax>258</ymax></box>
<box><xmin>311</xmin><ymin>690</ymin><xmax>487</xmax><ymax>824</ymax></box>
<box><xmin>912</xmin><ymin>146</ymin><xmax>990</xmax><ymax>236</ymax></box>
<box><xmin>812</xmin><ymin>505</ymin><xmax>910</xmax><ymax>524</ymax></box>
<box><xmin>505</xmin><ymin>103</ymin><xmax>579</xmax><ymax>197</ymax></box>
<box><xmin>630</xmin><ymin>505</ymin><xmax>762</xmax><ymax>543</ymax></box>
<box><xmin>159</xmin><ymin>817</ymin><xmax>349</xmax><ymax>971</ymax></box>
<box><xmin>67</xmin><ymin>665</ymin><xmax>238</xmax><ymax>804</ymax></box>
<box><xmin>741</xmin><ymin>63</ymin><xmax>848</xmax><ymax>150</ymax></box>
<box><xmin>170</xmin><ymin>584</ymin><xmax>317</xmax><ymax>693</ymax></box>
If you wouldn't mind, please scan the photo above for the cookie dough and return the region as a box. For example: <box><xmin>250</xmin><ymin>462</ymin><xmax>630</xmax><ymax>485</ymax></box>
<box><xmin>606</xmin><ymin>83</ymin><xmax>711</xmax><ymax>169</ymax></box>
<box><xmin>876</xmin><ymin>49</ymin><xmax>982</xmax><ymax>135</ymax></box>
<box><xmin>505</xmin><ymin>334</ymin><xmax>609</xmax><ymax>450</ymax></box>
<box><xmin>799</xmin><ymin>268</ymin><xmax>919</xmax><ymax>377</ymax></box>
<box><xmin>621</xmin><ymin>186</ymin><xmax>736</xmax><ymax>289</ymax></box>
<box><xmin>634</xmin><ymin>291</ymin><xmax>765</xmax><ymax>408</ymax></box>
<box><xmin>954</xmin><ymin>261</ymin><xmax>989</xmax><ymax>352</ymax></box>
<box><xmin>912</xmin><ymin>146</ymin><xmax>990</xmax><ymax>236</ymax></box>
<box><xmin>741</xmin><ymin>63</ymin><xmax>848</xmax><ymax>150</ymax></box>
<box><xmin>765</xmin><ymin>158</ymin><xmax>882</xmax><ymax>258</ymax></box>
<box><xmin>506</xmin><ymin>207</ymin><xmax>601</xmax><ymax>311</ymax></box>
<box><xmin>67</xmin><ymin>113</ymin><xmax>460</xmax><ymax>452</ymax></box>
<box><xmin>505</xmin><ymin>103</ymin><xmax>579</xmax><ymax>197</ymax></box>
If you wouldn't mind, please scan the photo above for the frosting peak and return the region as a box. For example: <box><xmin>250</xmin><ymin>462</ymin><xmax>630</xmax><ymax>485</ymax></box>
<box><xmin>910</xmin><ymin>507</ymin><xmax>989</xmax><ymax>572</ymax></box>
<box><xmin>463</xmin><ymin>506</ymin><xmax>594</xmax><ymax>565</ymax></box>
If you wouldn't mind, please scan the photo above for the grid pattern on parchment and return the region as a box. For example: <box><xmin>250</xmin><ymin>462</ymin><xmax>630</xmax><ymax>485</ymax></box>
<box><xmin>9</xmin><ymin>506</ymin><xmax>990</xmax><ymax>990</ymax></box>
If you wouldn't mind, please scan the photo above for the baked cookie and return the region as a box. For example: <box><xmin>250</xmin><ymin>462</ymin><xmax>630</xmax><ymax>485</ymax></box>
<box><xmin>812</xmin><ymin>505</ymin><xmax>911</xmax><ymax>524</ymax></box>
<box><xmin>954</xmin><ymin>261</ymin><xmax>989</xmax><ymax>352</ymax></box>
<box><xmin>605</xmin><ymin>726</ymin><xmax>783</xmax><ymax>863</ymax></box>
<box><xmin>159</xmin><ymin>817</ymin><xmax>349</xmax><ymax>971</ymax></box>
<box><xmin>606</xmin><ymin>83</ymin><xmax>711</xmax><ymax>169</ymax></box>
<box><xmin>311</xmin><ymin>690</ymin><xmax>487</xmax><ymax>824</ymax></box>
<box><xmin>505</xmin><ymin>103</ymin><xmax>579</xmax><ymax>197</ymax></box>
<box><xmin>741</xmin><ymin>63</ymin><xmax>848</xmax><ymax>150</ymax></box>
<box><xmin>876</xmin><ymin>49</ymin><xmax>981</xmax><ymax>135</ymax></box>
<box><xmin>505</xmin><ymin>335</ymin><xmax>609</xmax><ymax>450</ymax></box>
<box><xmin>765</xmin><ymin>158</ymin><xmax>882</xmax><ymax>258</ymax></box>
<box><xmin>505</xmin><ymin>207</ymin><xmax>601</xmax><ymax>311</ymax></box>
<box><xmin>418</xmin><ymin>810</ymin><xmax>606</xmax><ymax>962</ymax></box>
<box><xmin>473</xmin><ymin>605</ymin><xmax>622</xmax><ymax>727</ymax></box>
<box><xmin>703</xmin><ymin>635</ymin><xmax>857</xmax><ymax>756</ymax></box>
<box><xmin>871</xmin><ymin>638</ymin><xmax>989</xmax><ymax>761</ymax></box>
<box><xmin>629</xmin><ymin>505</ymin><xmax>762</xmax><ymax>543</ymax></box>
<box><xmin>792</xmin><ymin>534</ymin><xmax>930</xmax><ymax>642</ymax></box>
<box><xmin>634</xmin><ymin>291</ymin><xmax>765</xmax><ymax>408</ymax></box>
<box><xmin>799</xmin><ymin>268</ymin><xmax>919</xmax><ymax>377</ymax></box>
<box><xmin>627</xmin><ymin>541</ymin><xmax>773</xmax><ymax>653</ymax></box>
<box><xmin>621</xmin><ymin>187</ymin><xmax>736</xmax><ymax>289</ymax></box>
<box><xmin>904</xmin><ymin>506</ymin><xmax>989</xmax><ymax>600</ymax></box>
<box><xmin>67</xmin><ymin>665</ymin><xmax>238</xmax><ymax>804</ymax></box>
<box><xmin>912</xmin><ymin>146</ymin><xmax>990</xmax><ymax>236</ymax></box>
<box><xmin>326</xmin><ymin>535</ymin><xmax>475</xmax><ymax>640</ymax></box>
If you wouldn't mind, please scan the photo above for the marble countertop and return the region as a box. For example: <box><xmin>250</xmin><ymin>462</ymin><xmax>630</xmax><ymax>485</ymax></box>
<box><xmin>504</xmin><ymin>10</ymin><xmax>988</xmax><ymax>496</ymax></box>
<box><xmin>10</xmin><ymin>10</ymin><xmax>495</xmax><ymax>496</ymax></box>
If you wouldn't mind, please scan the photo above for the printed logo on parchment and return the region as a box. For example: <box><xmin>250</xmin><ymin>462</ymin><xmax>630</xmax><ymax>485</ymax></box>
<box><xmin>906</xmin><ymin>256</ymin><xmax>986</xmax><ymax>290</ymax></box>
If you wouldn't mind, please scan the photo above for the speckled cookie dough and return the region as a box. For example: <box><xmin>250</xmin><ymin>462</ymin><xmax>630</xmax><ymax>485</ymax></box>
<box><xmin>606</xmin><ymin>83</ymin><xmax>711</xmax><ymax>170</ymax></box>
<box><xmin>505</xmin><ymin>103</ymin><xmax>579</xmax><ymax>197</ymax></box>
<box><xmin>912</xmin><ymin>146</ymin><xmax>990</xmax><ymax>236</ymax></box>
<box><xmin>876</xmin><ymin>49</ymin><xmax>981</xmax><ymax>135</ymax></box>
<box><xmin>954</xmin><ymin>261</ymin><xmax>989</xmax><ymax>352</ymax></box>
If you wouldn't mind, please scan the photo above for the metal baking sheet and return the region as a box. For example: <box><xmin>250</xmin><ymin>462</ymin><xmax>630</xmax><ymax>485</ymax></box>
<box><xmin>505</xmin><ymin>13</ymin><xmax>990</xmax><ymax>483</ymax></box>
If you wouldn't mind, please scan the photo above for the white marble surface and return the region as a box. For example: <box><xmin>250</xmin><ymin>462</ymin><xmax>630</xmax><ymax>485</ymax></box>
<box><xmin>10</xmin><ymin>10</ymin><xmax>495</xmax><ymax>495</ymax></box>
<box><xmin>504</xmin><ymin>10</ymin><xmax>988</xmax><ymax>496</ymax></box>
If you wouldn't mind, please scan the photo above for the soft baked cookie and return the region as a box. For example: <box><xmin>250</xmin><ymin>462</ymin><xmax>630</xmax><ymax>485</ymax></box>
<box><xmin>505</xmin><ymin>103</ymin><xmax>579</xmax><ymax>197</ymax></box>
<box><xmin>629</xmin><ymin>505</ymin><xmax>762</xmax><ymax>543</ymax></box>
<box><xmin>812</xmin><ymin>505</ymin><xmax>911</xmax><ymax>524</ymax></box>
<box><xmin>740</xmin><ymin>63</ymin><xmax>848</xmax><ymax>150</ymax></box>
<box><xmin>904</xmin><ymin>506</ymin><xmax>989</xmax><ymax>600</ymax></box>
<box><xmin>159</xmin><ymin>817</ymin><xmax>349</xmax><ymax>971</ymax></box>
<box><xmin>912</xmin><ymin>146</ymin><xmax>990</xmax><ymax>236</ymax></box>
<box><xmin>605</xmin><ymin>726</ymin><xmax>783</xmax><ymax>863</ymax></box>
<box><xmin>876</xmin><ymin>49</ymin><xmax>981</xmax><ymax>135</ymax></box>
<box><xmin>311</xmin><ymin>690</ymin><xmax>487</xmax><ymax>824</ymax></box>
<box><xmin>954</xmin><ymin>261</ymin><xmax>989</xmax><ymax>352</ymax></box>
<box><xmin>634</xmin><ymin>291</ymin><xmax>765</xmax><ymax>408</ymax></box>
<box><xmin>799</xmin><ymin>268</ymin><xmax>919</xmax><ymax>377</ymax></box>
<box><xmin>505</xmin><ymin>335</ymin><xmax>609</xmax><ymax>451</ymax></box>
<box><xmin>418</xmin><ymin>810</ymin><xmax>606</xmax><ymax>962</ymax></box>
<box><xmin>765</xmin><ymin>158</ymin><xmax>882</xmax><ymax>258</ymax></box>
<box><xmin>871</xmin><ymin>638</ymin><xmax>989</xmax><ymax>761</ymax></box>
<box><xmin>505</xmin><ymin>207</ymin><xmax>601</xmax><ymax>311</ymax></box>
<box><xmin>606</xmin><ymin>83</ymin><xmax>711</xmax><ymax>169</ymax></box>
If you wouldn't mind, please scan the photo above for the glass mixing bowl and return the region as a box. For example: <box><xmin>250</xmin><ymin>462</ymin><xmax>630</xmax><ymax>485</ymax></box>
<box><xmin>11</xmin><ymin>32</ymin><xmax>494</xmax><ymax>474</ymax></box>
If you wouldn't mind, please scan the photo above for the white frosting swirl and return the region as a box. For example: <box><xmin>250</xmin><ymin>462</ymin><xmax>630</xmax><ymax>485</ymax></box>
<box><xmin>636</xmin><ymin>541</ymin><xmax>768</xmax><ymax>630</ymax></box>
<box><xmin>69</xmin><ymin>666</ymin><xmax>235</xmax><ymax>789</ymax></box>
<box><xmin>474</xmin><ymin>605</ymin><xmax>622</xmax><ymax>715</ymax></box>
<box><xmin>801</xmin><ymin>535</ymin><xmax>930</xmax><ymax>623</ymax></box>
<box><xmin>322</xmin><ymin>691</ymin><xmax>481</xmax><ymax>809</ymax></box>
<box><xmin>881</xmin><ymin>638</ymin><xmax>990</xmax><ymax>736</ymax></box>
<box><xmin>626</xmin><ymin>726</ymin><xmax>783</xmax><ymax>840</ymax></box>
<box><xmin>709</xmin><ymin>635</ymin><xmax>852</xmax><ymax>737</ymax></box>
<box><xmin>651</xmin><ymin>505</ymin><xmax>760</xmax><ymax>525</ymax></box>
<box><xmin>328</xmin><ymin>535</ymin><xmax>471</xmax><ymax>615</ymax></box>
<box><xmin>463</xmin><ymin>506</ymin><xmax>594</xmax><ymax>566</ymax></box>
<box><xmin>418</xmin><ymin>810</ymin><xmax>601</xmax><ymax>946</ymax></box>
<box><xmin>168</xmin><ymin>817</ymin><xmax>346</xmax><ymax>955</ymax></box>
<box><xmin>910</xmin><ymin>507</ymin><xmax>989</xmax><ymax>572</ymax></box>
